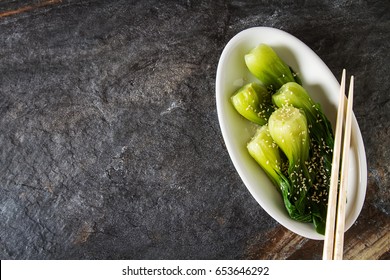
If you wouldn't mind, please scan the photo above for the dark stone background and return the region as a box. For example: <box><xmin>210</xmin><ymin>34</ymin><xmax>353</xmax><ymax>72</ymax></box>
<box><xmin>0</xmin><ymin>0</ymin><xmax>389</xmax><ymax>259</ymax></box>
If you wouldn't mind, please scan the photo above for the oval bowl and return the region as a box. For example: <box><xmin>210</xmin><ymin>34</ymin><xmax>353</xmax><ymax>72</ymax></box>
<box><xmin>216</xmin><ymin>27</ymin><xmax>367</xmax><ymax>240</ymax></box>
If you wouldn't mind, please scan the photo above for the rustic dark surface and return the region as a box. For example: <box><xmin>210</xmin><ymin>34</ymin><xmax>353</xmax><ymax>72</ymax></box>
<box><xmin>0</xmin><ymin>0</ymin><xmax>389</xmax><ymax>260</ymax></box>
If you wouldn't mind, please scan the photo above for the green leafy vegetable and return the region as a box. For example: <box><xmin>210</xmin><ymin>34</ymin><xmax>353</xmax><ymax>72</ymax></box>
<box><xmin>230</xmin><ymin>82</ymin><xmax>274</xmax><ymax>125</ymax></box>
<box><xmin>244</xmin><ymin>44</ymin><xmax>299</xmax><ymax>91</ymax></box>
<box><xmin>273</xmin><ymin>82</ymin><xmax>334</xmax><ymax>149</ymax></box>
<box><xmin>247</xmin><ymin>125</ymin><xmax>284</xmax><ymax>185</ymax></box>
<box><xmin>268</xmin><ymin>106</ymin><xmax>310</xmax><ymax>167</ymax></box>
<box><xmin>247</xmin><ymin>125</ymin><xmax>311</xmax><ymax>222</ymax></box>
<box><xmin>230</xmin><ymin>44</ymin><xmax>334</xmax><ymax>234</ymax></box>
<box><xmin>268</xmin><ymin>106</ymin><xmax>313</xmax><ymax>220</ymax></box>
<box><xmin>273</xmin><ymin>82</ymin><xmax>334</xmax><ymax>233</ymax></box>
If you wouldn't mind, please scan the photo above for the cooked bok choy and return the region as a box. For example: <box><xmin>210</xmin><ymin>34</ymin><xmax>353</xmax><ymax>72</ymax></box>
<box><xmin>230</xmin><ymin>82</ymin><xmax>274</xmax><ymax>125</ymax></box>
<box><xmin>244</xmin><ymin>44</ymin><xmax>300</xmax><ymax>91</ymax></box>
<box><xmin>248</xmin><ymin>124</ymin><xmax>311</xmax><ymax>222</ymax></box>
<box><xmin>273</xmin><ymin>82</ymin><xmax>334</xmax><ymax>232</ymax></box>
<box><xmin>268</xmin><ymin>107</ymin><xmax>313</xmax><ymax>220</ymax></box>
<box><xmin>230</xmin><ymin>43</ymin><xmax>334</xmax><ymax>234</ymax></box>
<box><xmin>247</xmin><ymin>125</ymin><xmax>284</xmax><ymax>186</ymax></box>
<box><xmin>272</xmin><ymin>82</ymin><xmax>334</xmax><ymax>150</ymax></box>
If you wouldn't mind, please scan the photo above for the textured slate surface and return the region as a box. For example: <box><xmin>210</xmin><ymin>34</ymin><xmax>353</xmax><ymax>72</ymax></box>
<box><xmin>0</xmin><ymin>0</ymin><xmax>389</xmax><ymax>259</ymax></box>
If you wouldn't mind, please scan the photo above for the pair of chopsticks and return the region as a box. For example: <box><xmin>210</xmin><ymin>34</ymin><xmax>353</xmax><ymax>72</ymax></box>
<box><xmin>323</xmin><ymin>69</ymin><xmax>354</xmax><ymax>260</ymax></box>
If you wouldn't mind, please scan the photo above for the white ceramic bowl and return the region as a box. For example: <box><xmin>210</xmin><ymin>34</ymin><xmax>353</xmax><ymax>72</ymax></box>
<box><xmin>216</xmin><ymin>27</ymin><xmax>367</xmax><ymax>240</ymax></box>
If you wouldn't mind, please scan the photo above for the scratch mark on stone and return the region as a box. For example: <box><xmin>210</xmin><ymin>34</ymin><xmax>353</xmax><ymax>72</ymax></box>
<box><xmin>160</xmin><ymin>100</ymin><xmax>184</xmax><ymax>115</ymax></box>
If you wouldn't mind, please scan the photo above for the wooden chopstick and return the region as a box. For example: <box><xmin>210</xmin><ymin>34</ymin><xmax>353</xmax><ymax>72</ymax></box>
<box><xmin>333</xmin><ymin>75</ymin><xmax>354</xmax><ymax>259</ymax></box>
<box><xmin>322</xmin><ymin>69</ymin><xmax>346</xmax><ymax>260</ymax></box>
<box><xmin>323</xmin><ymin>70</ymin><xmax>354</xmax><ymax>260</ymax></box>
